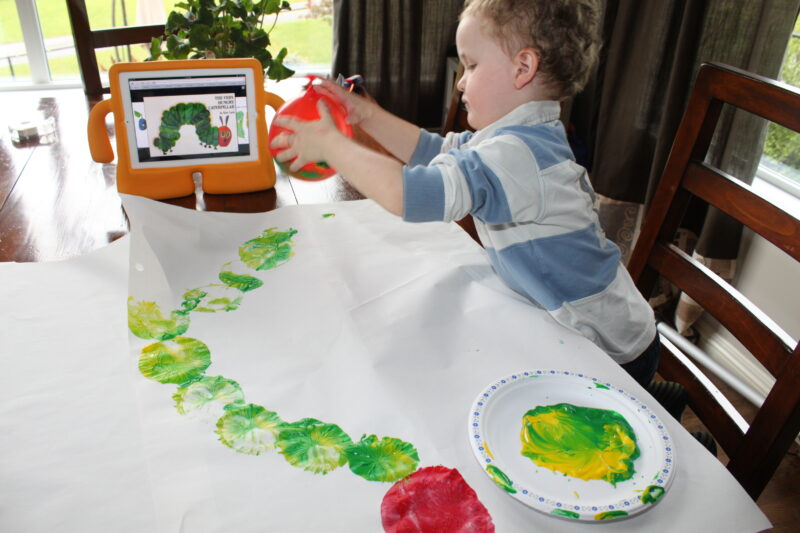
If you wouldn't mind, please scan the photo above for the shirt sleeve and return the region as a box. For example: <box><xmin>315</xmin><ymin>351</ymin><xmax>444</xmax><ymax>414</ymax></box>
<box><xmin>408</xmin><ymin>129</ymin><xmax>444</xmax><ymax>167</ymax></box>
<box><xmin>405</xmin><ymin>133</ymin><xmax>542</xmax><ymax>224</ymax></box>
<box><xmin>402</xmin><ymin>164</ymin><xmax>446</xmax><ymax>222</ymax></box>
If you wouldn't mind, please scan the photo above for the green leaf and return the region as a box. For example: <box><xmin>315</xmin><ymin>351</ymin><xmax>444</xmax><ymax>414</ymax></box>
<box><xmin>148</xmin><ymin>37</ymin><xmax>162</xmax><ymax>60</ymax></box>
<box><xmin>166</xmin><ymin>34</ymin><xmax>191</xmax><ymax>59</ymax></box>
<box><xmin>266</xmin><ymin>56</ymin><xmax>295</xmax><ymax>82</ymax></box>
<box><xmin>165</xmin><ymin>11</ymin><xmax>190</xmax><ymax>33</ymax></box>
<box><xmin>199</xmin><ymin>5</ymin><xmax>215</xmax><ymax>26</ymax></box>
<box><xmin>188</xmin><ymin>23</ymin><xmax>214</xmax><ymax>50</ymax></box>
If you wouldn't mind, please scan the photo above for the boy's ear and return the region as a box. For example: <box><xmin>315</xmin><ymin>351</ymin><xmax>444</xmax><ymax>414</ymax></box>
<box><xmin>513</xmin><ymin>48</ymin><xmax>539</xmax><ymax>89</ymax></box>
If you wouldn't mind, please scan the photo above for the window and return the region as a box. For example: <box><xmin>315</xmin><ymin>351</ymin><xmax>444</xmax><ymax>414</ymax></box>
<box><xmin>0</xmin><ymin>0</ymin><xmax>332</xmax><ymax>90</ymax></box>
<box><xmin>756</xmin><ymin>13</ymin><xmax>800</xmax><ymax>211</ymax></box>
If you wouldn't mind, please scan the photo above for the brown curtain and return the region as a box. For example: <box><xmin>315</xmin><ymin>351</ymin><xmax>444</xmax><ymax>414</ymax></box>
<box><xmin>332</xmin><ymin>0</ymin><xmax>463</xmax><ymax>127</ymax></box>
<box><xmin>571</xmin><ymin>0</ymin><xmax>799</xmax><ymax>333</ymax></box>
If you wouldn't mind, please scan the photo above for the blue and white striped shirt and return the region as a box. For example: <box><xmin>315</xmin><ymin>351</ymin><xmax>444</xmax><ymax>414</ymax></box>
<box><xmin>402</xmin><ymin>101</ymin><xmax>655</xmax><ymax>363</ymax></box>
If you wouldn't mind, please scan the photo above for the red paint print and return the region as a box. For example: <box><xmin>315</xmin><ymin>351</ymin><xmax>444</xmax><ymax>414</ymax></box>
<box><xmin>381</xmin><ymin>466</ymin><xmax>495</xmax><ymax>533</ymax></box>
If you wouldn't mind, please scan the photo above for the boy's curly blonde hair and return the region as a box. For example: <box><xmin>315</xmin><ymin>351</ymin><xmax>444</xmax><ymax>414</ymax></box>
<box><xmin>461</xmin><ymin>0</ymin><xmax>601</xmax><ymax>99</ymax></box>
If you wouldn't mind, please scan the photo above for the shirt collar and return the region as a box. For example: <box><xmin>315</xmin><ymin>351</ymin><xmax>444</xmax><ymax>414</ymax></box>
<box><xmin>466</xmin><ymin>100</ymin><xmax>562</xmax><ymax>146</ymax></box>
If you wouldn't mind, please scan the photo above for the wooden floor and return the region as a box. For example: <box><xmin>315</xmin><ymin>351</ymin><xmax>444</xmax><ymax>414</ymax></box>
<box><xmin>0</xmin><ymin>87</ymin><xmax>797</xmax><ymax>531</ymax></box>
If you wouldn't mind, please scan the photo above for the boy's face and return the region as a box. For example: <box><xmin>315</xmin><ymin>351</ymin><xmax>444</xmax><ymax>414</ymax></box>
<box><xmin>456</xmin><ymin>15</ymin><xmax>520</xmax><ymax>129</ymax></box>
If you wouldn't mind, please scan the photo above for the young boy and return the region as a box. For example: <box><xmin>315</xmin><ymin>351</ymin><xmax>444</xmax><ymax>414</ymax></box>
<box><xmin>270</xmin><ymin>0</ymin><xmax>660</xmax><ymax>388</ymax></box>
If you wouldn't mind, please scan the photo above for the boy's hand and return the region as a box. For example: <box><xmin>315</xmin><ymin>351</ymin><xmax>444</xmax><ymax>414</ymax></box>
<box><xmin>270</xmin><ymin>99</ymin><xmax>344</xmax><ymax>173</ymax></box>
<box><xmin>314</xmin><ymin>78</ymin><xmax>375</xmax><ymax>125</ymax></box>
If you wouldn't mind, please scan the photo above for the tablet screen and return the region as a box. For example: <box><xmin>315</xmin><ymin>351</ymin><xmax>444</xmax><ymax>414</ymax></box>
<box><xmin>120</xmin><ymin>68</ymin><xmax>259</xmax><ymax>169</ymax></box>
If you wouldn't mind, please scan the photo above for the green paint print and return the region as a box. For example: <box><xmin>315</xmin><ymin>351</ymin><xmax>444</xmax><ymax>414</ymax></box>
<box><xmin>174</xmin><ymin>376</ymin><xmax>245</xmax><ymax>419</ymax></box>
<box><xmin>216</xmin><ymin>404</ymin><xmax>284</xmax><ymax>455</ymax></box>
<box><xmin>593</xmin><ymin>383</ymin><xmax>610</xmax><ymax>390</ymax></box>
<box><xmin>128</xmin><ymin>297</ymin><xmax>189</xmax><ymax>340</ymax></box>
<box><xmin>128</xmin><ymin>221</ymin><xmax>443</xmax><ymax>521</ymax></box>
<box><xmin>520</xmin><ymin>403</ymin><xmax>640</xmax><ymax>486</ymax></box>
<box><xmin>595</xmin><ymin>510</ymin><xmax>629</xmax><ymax>520</ymax></box>
<box><xmin>346</xmin><ymin>434</ymin><xmax>420</xmax><ymax>483</ymax></box>
<box><xmin>138</xmin><ymin>337</ymin><xmax>211</xmax><ymax>385</ymax></box>
<box><xmin>277</xmin><ymin>418</ymin><xmax>353</xmax><ymax>474</ymax></box>
<box><xmin>485</xmin><ymin>464</ymin><xmax>516</xmax><ymax>493</ymax></box>
<box><xmin>551</xmin><ymin>508</ymin><xmax>580</xmax><ymax>519</ymax></box>
<box><xmin>239</xmin><ymin>228</ymin><xmax>298</xmax><ymax>271</ymax></box>
<box><xmin>190</xmin><ymin>284</ymin><xmax>243</xmax><ymax>312</ymax></box>
<box><xmin>218</xmin><ymin>269</ymin><xmax>263</xmax><ymax>292</ymax></box>
<box><xmin>641</xmin><ymin>484</ymin><xmax>666</xmax><ymax>504</ymax></box>
<box><xmin>180</xmin><ymin>289</ymin><xmax>207</xmax><ymax>312</ymax></box>
<box><xmin>322</xmin><ymin>213</ymin><xmax>335</xmax><ymax>218</ymax></box>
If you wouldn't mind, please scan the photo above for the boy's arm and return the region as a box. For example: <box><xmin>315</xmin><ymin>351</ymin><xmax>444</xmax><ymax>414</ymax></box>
<box><xmin>271</xmin><ymin>101</ymin><xmax>406</xmax><ymax>216</ymax></box>
<box><xmin>356</xmin><ymin>105</ymin><xmax>421</xmax><ymax>164</ymax></box>
<box><xmin>323</xmin><ymin>135</ymin><xmax>406</xmax><ymax>215</ymax></box>
<box><xmin>316</xmin><ymin>79</ymin><xmax>420</xmax><ymax>164</ymax></box>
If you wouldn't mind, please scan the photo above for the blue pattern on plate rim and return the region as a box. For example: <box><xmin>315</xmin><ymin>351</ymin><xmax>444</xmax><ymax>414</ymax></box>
<box><xmin>468</xmin><ymin>369</ymin><xmax>675</xmax><ymax>521</ymax></box>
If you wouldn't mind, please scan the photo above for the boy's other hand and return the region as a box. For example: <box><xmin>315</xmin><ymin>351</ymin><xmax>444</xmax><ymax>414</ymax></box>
<box><xmin>270</xmin><ymin>99</ymin><xmax>343</xmax><ymax>173</ymax></box>
<box><xmin>314</xmin><ymin>78</ymin><xmax>374</xmax><ymax>125</ymax></box>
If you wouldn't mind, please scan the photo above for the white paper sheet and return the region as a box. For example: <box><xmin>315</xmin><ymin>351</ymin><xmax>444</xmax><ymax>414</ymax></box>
<box><xmin>1</xmin><ymin>195</ymin><xmax>770</xmax><ymax>533</ymax></box>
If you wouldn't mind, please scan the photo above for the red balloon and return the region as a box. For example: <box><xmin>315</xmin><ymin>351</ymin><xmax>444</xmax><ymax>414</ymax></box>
<box><xmin>268</xmin><ymin>76</ymin><xmax>353</xmax><ymax>181</ymax></box>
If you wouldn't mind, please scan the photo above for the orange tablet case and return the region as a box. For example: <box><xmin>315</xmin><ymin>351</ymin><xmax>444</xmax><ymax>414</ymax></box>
<box><xmin>88</xmin><ymin>58</ymin><xmax>284</xmax><ymax>199</ymax></box>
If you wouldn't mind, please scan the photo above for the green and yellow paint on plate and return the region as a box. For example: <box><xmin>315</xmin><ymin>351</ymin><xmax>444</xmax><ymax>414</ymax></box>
<box><xmin>595</xmin><ymin>510</ymin><xmax>629</xmax><ymax>520</ymax></box>
<box><xmin>641</xmin><ymin>484</ymin><xmax>666</xmax><ymax>504</ymax></box>
<box><xmin>520</xmin><ymin>403</ymin><xmax>640</xmax><ymax>486</ymax></box>
<box><xmin>485</xmin><ymin>464</ymin><xmax>516</xmax><ymax>494</ymax></box>
<box><xmin>551</xmin><ymin>508</ymin><xmax>580</xmax><ymax>519</ymax></box>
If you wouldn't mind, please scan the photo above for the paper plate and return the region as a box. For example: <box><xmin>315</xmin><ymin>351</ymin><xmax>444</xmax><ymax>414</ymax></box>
<box><xmin>468</xmin><ymin>370</ymin><xmax>675</xmax><ymax>522</ymax></box>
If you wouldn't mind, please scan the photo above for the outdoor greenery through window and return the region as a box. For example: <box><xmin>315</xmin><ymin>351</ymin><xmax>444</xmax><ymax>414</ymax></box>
<box><xmin>0</xmin><ymin>0</ymin><xmax>332</xmax><ymax>87</ymax></box>
<box><xmin>760</xmin><ymin>14</ymin><xmax>800</xmax><ymax>196</ymax></box>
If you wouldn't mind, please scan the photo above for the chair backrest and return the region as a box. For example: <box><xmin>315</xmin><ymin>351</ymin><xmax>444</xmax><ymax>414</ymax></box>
<box><xmin>441</xmin><ymin>62</ymin><xmax>471</xmax><ymax>135</ymax></box>
<box><xmin>66</xmin><ymin>0</ymin><xmax>164</xmax><ymax>99</ymax></box>
<box><xmin>627</xmin><ymin>61</ymin><xmax>800</xmax><ymax>500</ymax></box>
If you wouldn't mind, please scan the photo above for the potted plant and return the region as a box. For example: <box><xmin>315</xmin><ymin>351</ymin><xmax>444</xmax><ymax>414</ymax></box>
<box><xmin>148</xmin><ymin>0</ymin><xmax>295</xmax><ymax>81</ymax></box>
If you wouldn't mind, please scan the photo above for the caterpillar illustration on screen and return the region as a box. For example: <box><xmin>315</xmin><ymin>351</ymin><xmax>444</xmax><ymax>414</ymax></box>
<box><xmin>153</xmin><ymin>102</ymin><xmax>220</xmax><ymax>154</ymax></box>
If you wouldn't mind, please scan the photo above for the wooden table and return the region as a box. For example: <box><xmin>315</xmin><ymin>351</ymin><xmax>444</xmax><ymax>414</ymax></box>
<box><xmin>0</xmin><ymin>86</ymin><xmax>362</xmax><ymax>264</ymax></box>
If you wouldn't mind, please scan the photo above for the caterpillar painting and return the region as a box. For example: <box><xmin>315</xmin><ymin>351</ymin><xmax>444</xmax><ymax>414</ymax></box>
<box><xmin>153</xmin><ymin>102</ymin><xmax>223</xmax><ymax>154</ymax></box>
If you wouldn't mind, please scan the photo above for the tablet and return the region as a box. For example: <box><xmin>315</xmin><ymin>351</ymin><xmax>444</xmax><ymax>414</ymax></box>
<box><xmin>89</xmin><ymin>59</ymin><xmax>285</xmax><ymax>199</ymax></box>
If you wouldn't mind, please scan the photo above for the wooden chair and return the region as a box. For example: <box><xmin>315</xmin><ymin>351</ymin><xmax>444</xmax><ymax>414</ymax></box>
<box><xmin>441</xmin><ymin>62</ymin><xmax>471</xmax><ymax>135</ymax></box>
<box><xmin>65</xmin><ymin>0</ymin><xmax>165</xmax><ymax>99</ymax></box>
<box><xmin>627</xmin><ymin>61</ymin><xmax>800</xmax><ymax>500</ymax></box>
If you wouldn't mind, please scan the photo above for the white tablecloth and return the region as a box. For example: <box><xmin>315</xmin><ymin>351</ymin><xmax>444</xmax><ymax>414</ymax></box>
<box><xmin>0</xmin><ymin>196</ymin><xmax>770</xmax><ymax>532</ymax></box>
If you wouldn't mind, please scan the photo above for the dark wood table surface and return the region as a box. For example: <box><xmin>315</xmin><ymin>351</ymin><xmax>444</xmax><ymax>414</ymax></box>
<box><xmin>0</xmin><ymin>87</ymin><xmax>363</xmax><ymax>263</ymax></box>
